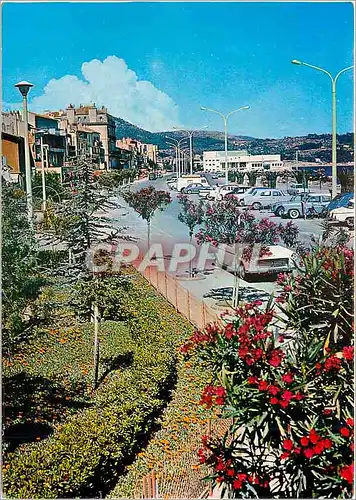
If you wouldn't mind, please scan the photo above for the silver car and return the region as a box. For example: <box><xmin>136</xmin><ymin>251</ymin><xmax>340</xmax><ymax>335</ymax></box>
<box><xmin>239</xmin><ymin>189</ymin><xmax>290</xmax><ymax>210</ymax></box>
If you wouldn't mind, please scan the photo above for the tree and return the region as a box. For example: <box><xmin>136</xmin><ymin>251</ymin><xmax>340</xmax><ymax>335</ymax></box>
<box><xmin>177</xmin><ymin>194</ymin><xmax>205</xmax><ymax>277</ymax></box>
<box><xmin>122</xmin><ymin>186</ymin><xmax>171</xmax><ymax>251</ymax></box>
<box><xmin>247</xmin><ymin>171</ymin><xmax>258</xmax><ymax>186</ymax></box>
<box><xmin>196</xmin><ymin>198</ymin><xmax>300</xmax><ymax>306</ymax></box>
<box><xmin>46</xmin><ymin>154</ymin><xmax>127</xmax><ymax>389</ymax></box>
<box><xmin>265</xmin><ymin>171</ymin><xmax>278</xmax><ymax>188</ymax></box>
<box><xmin>338</xmin><ymin>168</ymin><xmax>354</xmax><ymax>193</ymax></box>
<box><xmin>2</xmin><ymin>183</ymin><xmax>44</xmax><ymax>353</ymax></box>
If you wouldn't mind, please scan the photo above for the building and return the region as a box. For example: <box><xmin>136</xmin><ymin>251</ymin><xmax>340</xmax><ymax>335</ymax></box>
<box><xmin>2</xmin><ymin>111</ymin><xmax>28</xmax><ymax>183</ymax></box>
<box><xmin>47</xmin><ymin>104</ymin><xmax>120</xmax><ymax>169</ymax></box>
<box><xmin>116</xmin><ymin>137</ymin><xmax>159</xmax><ymax>168</ymax></box>
<box><xmin>28</xmin><ymin>113</ymin><xmax>67</xmax><ymax>176</ymax></box>
<box><xmin>58</xmin><ymin>119</ymin><xmax>105</xmax><ymax>167</ymax></box>
<box><xmin>203</xmin><ymin>150</ymin><xmax>284</xmax><ymax>172</ymax></box>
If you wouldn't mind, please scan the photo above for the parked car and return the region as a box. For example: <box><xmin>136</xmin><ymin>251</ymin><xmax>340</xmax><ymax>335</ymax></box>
<box><xmin>287</xmin><ymin>183</ymin><xmax>310</xmax><ymax>195</ymax></box>
<box><xmin>239</xmin><ymin>189</ymin><xmax>290</xmax><ymax>210</ymax></box>
<box><xmin>216</xmin><ymin>244</ymin><xmax>295</xmax><ymax>279</ymax></box>
<box><xmin>212</xmin><ymin>184</ymin><xmax>239</xmax><ymax>201</ymax></box>
<box><xmin>182</xmin><ymin>183</ymin><xmax>211</xmax><ymax>194</ymax></box>
<box><xmin>329</xmin><ymin>198</ymin><xmax>354</xmax><ymax>228</ymax></box>
<box><xmin>223</xmin><ymin>185</ymin><xmax>251</xmax><ymax>200</ymax></box>
<box><xmin>273</xmin><ymin>193</ymin><xmax>332</xmax><ymax>219</ymax></box>
<box><xmin>177</xmin><ymin>175</ymin><xmax>210</xmax><ymax>192</ymax></box>
<box><xmin>325</xmin><ymin>192</ymin><xmax>354</xmax><ymax>213</ymax></box>
<box><xmin>198</xmin><ymin>185</ymin><xmax>215</xmax><ymax>198</ymax></box>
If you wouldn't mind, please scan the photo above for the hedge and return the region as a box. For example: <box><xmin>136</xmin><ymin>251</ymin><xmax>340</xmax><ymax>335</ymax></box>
<box><xmin>3</xmin><ymin>270</ymin><xmax>193</xmax><ymax>498</ymax></box>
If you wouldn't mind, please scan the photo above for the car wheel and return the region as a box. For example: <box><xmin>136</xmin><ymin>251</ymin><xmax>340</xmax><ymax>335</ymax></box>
<box><xmin>346</xmin><ymin>218</ymin><xmax>354</xmax><ymax>229</ymax></box>
<box><xmin>239</xmin><ymin>199</ymin><xmax>245</xmax><ymax>206</ymax></box>
<box><xmin>288</xmin><ymin>208</ymin><xmax>300</xmax><ymax>219</ymax></box>
<box><xmin>276</xmin><ymin>207</ymin><xmax>285</xmax><ymax>217</ymax></box>
<box><xmin>186</xmin><ymin>190</ymin><xmax>192</xmax><ymax>194</ymax></box>
<box><xmin>252</xmin><ymin>202</ymin><xmax>262</xmax><ymax>210</ymax></box>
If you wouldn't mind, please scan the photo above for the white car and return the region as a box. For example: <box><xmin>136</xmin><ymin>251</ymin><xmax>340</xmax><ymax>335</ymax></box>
<box><xmin>176</xmin><ymin>175</ymin><xmax>210</xmax><ymax>192</ymax></box>
<box><xmin>212</xmin><ymin>184</ymin><xmax>239</xmax><ymax>201</ymax></box>
<box><xmin>329</xmin><ymin>199</ymin><xmax>354</xmax><ymax>228</ymax></box>
<box><xmin>239</xmin><ymin>189</ymin><xmax>290</xmax><ymax>210</ymax></box>
<box><xmin>215</xmin><ymin>244</ymin><xmax>295</xmax><ymax>279</ymax></box>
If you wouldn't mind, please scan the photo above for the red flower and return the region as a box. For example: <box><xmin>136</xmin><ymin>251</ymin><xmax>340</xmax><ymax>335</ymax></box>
<box><xmin>294</xmin><ymin>447</ymin><xmax>302</xmax><ymax>454</ymax></box>
<box><xmin>270</xmin><ymin>397</ymin><xmax>279</xmax><ymax>405</ymax></box>
<box><xmin>283</xmin><ymin>439</ymin><xmax>294</xmax><ymax>451</ymax></box>
<box><xmin>281</xmin><ymin>390</ymin><xmax>294</xmax><ymax>401</ymax></box>
<box><xmin>258</xmin><ymin>380</ymin><xmax>269</xmax><ymax>391</ymax></box>
<box><xmin>324</xmin><ymin>355</ymin><xmax>342</xmax><ymax>372</ymax></box>
<box><xmin>339</xmin><ymin>463</ymin><xmax>354</xmax><ymax>484</ymax></box>
<box><xmin>343</xmin><ymin>346</ymin><xmax>354</xmax><ymax>361</ymax></box>
<box><xmin>303</xmin><ymin>448</ymin><xmax>314</xmax><ymax>459</ymax></box>
<box><xmin>346</xmin><ymin>417</ymin><xmax>354</xmax><ymax>427</ymax></box>
<box><xmin>248</xmin><ymin>376</ymin><xmax>258</xmax><ymax>385</ymax></box>
<box><xmin>216</xmin><ymin>463</ymin><xmax>224</xmax><ymax>471</ymax></box>
<box><xmin>268</xmin><ymin>349</ymin><xmax>284</xmax><ymax>367</ymax></box>
<box><xmin>309</xmin><ymin>429</ymin><xmax>320</xmax><ymax>444</ymax></box>
<box><xmin>215</xmin><ymin>386</ymin><xmax>226</xmax><ymax>397</ymax></box>
<box><xmin>294</xmin><ymin>393</ymin><xmax>304</xmax><ymax>401</ymax></box>
<box><xmin>280</xmin><ymin>400</ymin><xmax>289</xmax><ymax>408</ymax></box>
<box><xmin>300</xmin><ymin>436</ymin><xmax>309</xmax><ymax>447</ymax></box>
<box><xmin>238</xmin><ymin>473</ymin><xmax>247</xmax><ymax>481</ymax></box>
<box><xmin>215</xmin><ymin>397</ymin><xmax>225</xmax><ymax>406</ymax></box>
<box><xmin>268</xmin><ymin>385</ymin><xmax>280</xmax><ymax>396</ymax></box>
<box><xmin>340</xmin><ymin>427</ymin><xmax>351</xmax><ymax>437</ymax></box>
<box><xmin>282</xmin><ymin>372</ymin><xmax>294</xmax><ymax>384</ymax></box>
<box><xmin>233</xmin><ymin>479</ymin><xmax>242</xmax><ymax>490</ymax></box>
<box><xmin>323</xmin><ymin>438</ymin><xmax>333</xmax><ymax>449</ymax></box>
<box><xmin>280</xmin><ymin>452</ymin><xmax>290</xmax><ymax>460</ymax></box>
<box><xmin>323</xmin><ymin>409</ymin><xmax>332</xmax><ymax>416</ymax></box>
<box><xmin>227</xmin><ymin>469</ymin><xmax>235</xmax><ymax>477</ymax></box>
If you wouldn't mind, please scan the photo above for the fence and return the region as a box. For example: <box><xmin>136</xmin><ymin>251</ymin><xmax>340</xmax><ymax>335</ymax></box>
<box><xmin>138</xmin><ymin>265</ymin><xmax>221</xmax><ymax>330</ymax></box>
<box><xmin>132</xmin><ymin>264</ymin><xmax>227</xmax><ymax>498</ymax></box>
<box><xmin>137</xmin><ymin>417</ymin><xmax>232</xmax><ymax>499</ymax></box>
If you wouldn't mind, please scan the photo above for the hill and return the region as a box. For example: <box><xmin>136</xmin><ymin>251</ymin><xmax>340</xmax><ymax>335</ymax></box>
<box><xmin>114</xmin><ymin>117</ymin><xmax>354</xmax><ymax>162</ymax></box>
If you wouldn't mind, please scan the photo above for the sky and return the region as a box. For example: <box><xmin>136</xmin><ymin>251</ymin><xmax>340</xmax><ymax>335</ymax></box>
<box><xmin>2</xmin><ymin>2</ymin><xmax>354</xmax><ymax>138</ymax></box>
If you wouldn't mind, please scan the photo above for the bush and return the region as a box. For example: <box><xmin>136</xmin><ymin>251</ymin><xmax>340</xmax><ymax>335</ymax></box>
<box><xmin>3</xmin><ymin>270</ymin><xmax>193</xmax><ymax>498</ymax></box>
<box><xmin>181</xmin><ymin>245</ymin><xmax>354</xmax><ymax>498</ymax></box>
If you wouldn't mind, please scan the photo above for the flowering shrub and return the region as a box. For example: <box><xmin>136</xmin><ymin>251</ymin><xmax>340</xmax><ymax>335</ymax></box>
<box><xmin>181</xmin><ymin>245</ymin><xmax>354</xmax><ymax>498</ymax></box>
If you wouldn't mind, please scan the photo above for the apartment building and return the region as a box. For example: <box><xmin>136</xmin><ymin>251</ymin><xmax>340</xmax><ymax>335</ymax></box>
<box><xmin>116</xmin><ymin>137</ymin><xmax>159</xmax><ymax>168</ymax></box>
<box><xmin>203</xmin><ymin>150</ymin><xmax>284</xmax><ymax>172</ymax></box>
<box><xmin>47</xmin><ymin>104</ymin><xmax>120</xmax><ymax>169</ymax></box>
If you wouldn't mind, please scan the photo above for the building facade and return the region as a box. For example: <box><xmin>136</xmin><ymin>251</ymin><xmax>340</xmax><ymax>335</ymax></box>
<box><xmin>116</xmin><ymin>137</ymin><xmax>159</xmax><ymax>169</ymax></box>
<box><xmin>47</xmin><ymin>104</ymin><xmax>120</xmax><ymax>169</ymax></box>
<box><xmin>203</xmin><ymin>150</ymin><xmax>284</xmax><ymax>172</ymax></box>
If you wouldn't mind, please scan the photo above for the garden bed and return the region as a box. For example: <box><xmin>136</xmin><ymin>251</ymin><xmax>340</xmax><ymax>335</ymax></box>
<box><xmin>2</xmin><ymin>269</ymin><xmax>193</xmax><ymax>499</ymax></box>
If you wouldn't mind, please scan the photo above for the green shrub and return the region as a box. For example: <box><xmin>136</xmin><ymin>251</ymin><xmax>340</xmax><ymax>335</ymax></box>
<box><xmin>3</xmin><ymin>270</ymin><xmax>193</xmax><ymax>498</ymax></box>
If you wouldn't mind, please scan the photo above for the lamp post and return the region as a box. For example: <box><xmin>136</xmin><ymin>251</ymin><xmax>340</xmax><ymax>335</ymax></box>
<box><xmin>173</xmin><ymin>126</ymin><xmax>208</xmax><ymax>175</ymax></box>
<box><xmin>165</xmin><ymin>136</ymin><xmax>188</xmax><ymax>178</ymax></box>
<box><xmin>291</xmin><ymin>60</ymin><xmax>353</xmax><ymax>199</ymax></box>
<box><xmin>200</xmin><ymin>105</ymin><xmax>249</xmax><ymax>184</ymax></box>
<box><xmin>15</xmin><ymin>80</ymin><xmax>34</xmax><ymax>221</ymax></box>
<box><xmin>36</xmin><ymin>129</ymin><xmax>48</xmax><ymax>212</ymax></box>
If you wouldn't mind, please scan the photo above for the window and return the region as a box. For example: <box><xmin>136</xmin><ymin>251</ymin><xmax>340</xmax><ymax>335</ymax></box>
<box><xmin>260</xmin><ymin>191</ymin><xmax>271</xmax><ymax>196</ymax></box>
<box><xmin>273</xmin><ymin>191</ymin><xmax>280</xmax><ymax>196</ymax></box>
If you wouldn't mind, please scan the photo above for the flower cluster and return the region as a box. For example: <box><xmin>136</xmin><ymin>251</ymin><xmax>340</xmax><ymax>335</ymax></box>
<box><xmin>248</xmin><ymin>377</ymin><xmax>303</xmax><ymax>408</ymax></box>
<box><xmin>280</xmin><ymin>429</ymin><xmax>333</xmax><ymax>460</ymax></box>
<box><xmin>200</xmin><ymin>385</ymin><xmax>226</xmax><ymax>409</ymax></box>
<box><xmin>198</xmin><ymin>436</ymin><xmax>270</xmax><ymax>492</ymax></box>
<box><xmin>180</xmin><ymin>324</ymin><xmax>221</xmax><ymax>353</ymax></box>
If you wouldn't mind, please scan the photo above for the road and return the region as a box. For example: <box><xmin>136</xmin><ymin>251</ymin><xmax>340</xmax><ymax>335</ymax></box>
<box><xmin>106</xmin><ymin>174</ymin><xmax>329</xmax><ymax>307</ymax></box>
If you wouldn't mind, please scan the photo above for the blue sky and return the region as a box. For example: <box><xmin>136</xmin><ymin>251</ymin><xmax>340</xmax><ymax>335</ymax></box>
<box><xmin>2</xmin><ymin>2</ymin><xmax>354</xmax><ymax>137</ymax></box>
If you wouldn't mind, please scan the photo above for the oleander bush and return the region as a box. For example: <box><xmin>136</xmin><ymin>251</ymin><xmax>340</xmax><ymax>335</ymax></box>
<box><xmin>181</xmin><ymin>245</ymin><xmax>354</xmax><ymax>498</ymax></box>
<box><xmin>2</xmin><ymin>269</ymin><xmax>193</xmax><ymax>498</ymax></box>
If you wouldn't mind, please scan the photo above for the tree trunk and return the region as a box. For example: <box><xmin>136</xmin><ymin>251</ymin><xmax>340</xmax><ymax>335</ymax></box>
<box><xmin>92</xmin><ymin>303</ymin><xmax>100</xmax><ymax>390</ymax></box>
<box><xmin>147</xmin><ymin>220</ymin><xmax>151</xmax><ymax>254</ymax></box>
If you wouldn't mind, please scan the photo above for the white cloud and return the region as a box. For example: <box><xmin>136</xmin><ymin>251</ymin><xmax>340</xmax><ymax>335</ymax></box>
<box><xmin>28</xmin><ymin>56</ymin><xmax>180</xmax><ymax>132</ymax></box>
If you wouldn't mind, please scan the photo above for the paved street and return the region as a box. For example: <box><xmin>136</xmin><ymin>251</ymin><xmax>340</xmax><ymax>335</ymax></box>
<box><xmin>107</xmin><ymin>174</ymin><xmax>329</xmax><ymax>308</ymax></box>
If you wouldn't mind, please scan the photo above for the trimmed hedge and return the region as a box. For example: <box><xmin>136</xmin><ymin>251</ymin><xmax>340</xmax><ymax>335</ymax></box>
<box><xmin>3</xmin><ymin>270</ymin><xmax>193</xmax><ymax>498</ymax></box>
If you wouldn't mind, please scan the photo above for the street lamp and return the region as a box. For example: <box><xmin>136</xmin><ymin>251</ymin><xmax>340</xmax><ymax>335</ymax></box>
<box><xmin>200</xmin><ymin>105</ymin><xmax>250</xmax><ymax>184</ymax></box>
<box><xmin>165</xmin><ymin>136</ymin><xmax>188</xmax><ymax>178</ymax></box>
<box><xmin>15</xmin><ymin>80</ymin><xmax>34</xmax><ymax>220</ymax></box>
<box><xmin>173</xmin><ymin>126</ymin><xmax>208</xmax><ymax>175</ymax></box>
<box><xmin>291</xmin><ymin>59</ymin><xmax>353</xmax><ymax>198</ymax></box>
<box><xmin>35</xmin><ymin>129</ymin><xmax>49</xmax><ymax>212</ymax></box>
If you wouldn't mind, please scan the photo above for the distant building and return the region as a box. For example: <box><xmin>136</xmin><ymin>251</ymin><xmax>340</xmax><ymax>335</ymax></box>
<box><xmin>203</xmin><ymin>150</ymin><xmax>284</xmax><ymax>172</ymax></box>
<box><xmin>46</xmin><ymin>104</ymin><xmax>119</xmax><ymax>169</ymax></box>
<box><xmin>116</xmin><ymin>137</ymin><xmax>159</xmax><ymax>168</ymax></box>
<box><xmin>2</xmin><ymin>111</ymin><xmax>28</xmax><ymax>183</ymax></box>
